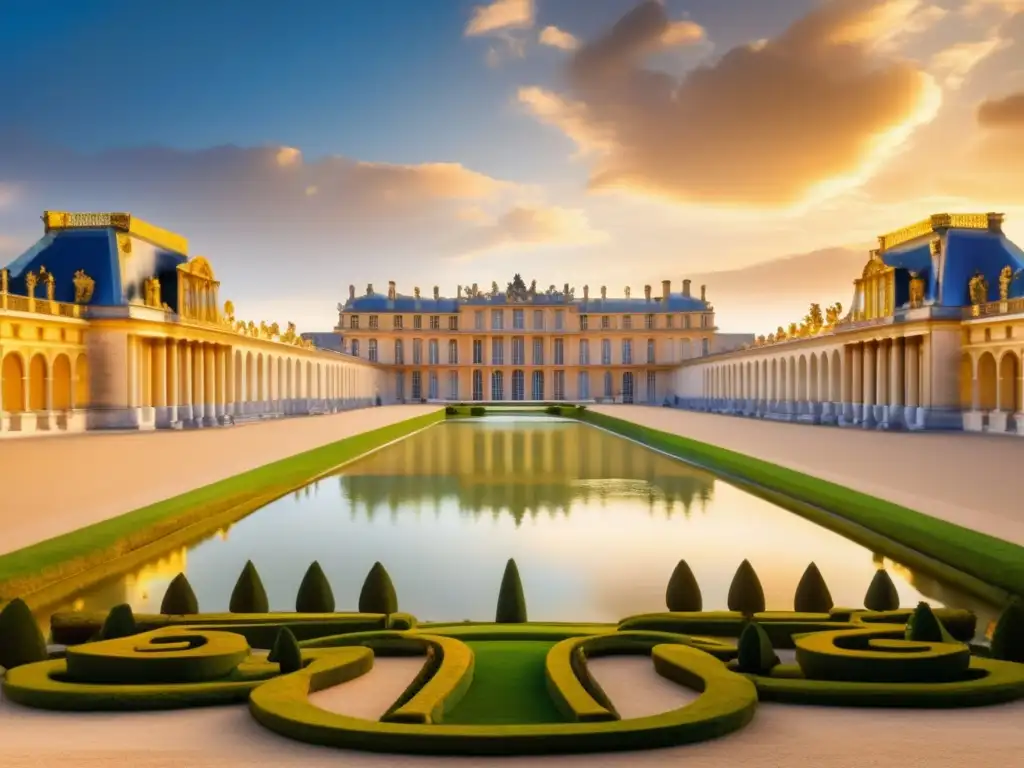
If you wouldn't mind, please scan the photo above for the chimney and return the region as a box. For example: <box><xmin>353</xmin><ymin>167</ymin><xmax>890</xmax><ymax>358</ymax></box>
<box><xmin>433</xmin><ymin>285</ymin><xmax>439</xmax><ymax>300</ymax></box>
<box><xmin>387</xmin><ymin>281</ymin><xmax>397</xmax><ymax>301</ymax></box>
<box><xmin>457</xmin><ymin>284</ymin><xmax>462</xmax><ymax>299</ymax></box>
<box><xmin>348</xmin><ymin>284</ymin><xmax>355</xmax><ymax>301</ymax></box>
<box><xmin>600</xmin><ymin>285</ymin><xmax>607</xmax><ymax>300</ymax></box>
<box><xmin>583</xmin><ymin>285</ymin><xmax>589</xmax><ymax>301</ymax></box>
<box><xmin>683</xmin><ymin>279</ymin><xmax>691</xmax><ymax>298</ymax></box>
<box><xmin>661</xmin><ymin>280</ymin><xmax>670</xmax><ymax>301</ymax></box>
<box><xmin>700</xmin><ymin>284</ymin><xmax>706</xmax><ymax>302</ymax></box>
<box><xmin>644</xmin><ymin>284</ymin><xmax>651</xmax><ymax>302</ymax></box>
<box><xmin>366</xmin><ymin>283</ymin><xmax>374</xmax><ymax>296</ymax></box>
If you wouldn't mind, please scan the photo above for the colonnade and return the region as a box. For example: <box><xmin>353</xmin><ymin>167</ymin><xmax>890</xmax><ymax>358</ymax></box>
<box><xmin>961</xmin><ymin>348</ymin><xmax>1024</xmax><ymax>434</ymax></box>
<box><xmin>127</xmin><ymin>335</ymin><xmax>381</xmax><ymax>429</ymax></box>
<box><xmin>0</xmin><ymin>350</ymin><xmax>90</xmax><ymax>434</ymax></box>
<box><xmin>677</xmin><ymin>336</ymin><xmax>928</xmax><ymax>430</ymax></box>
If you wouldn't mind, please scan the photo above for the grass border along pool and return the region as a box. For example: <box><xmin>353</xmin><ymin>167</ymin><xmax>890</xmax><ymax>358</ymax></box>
<box><xmin>0</xmin><ymin>409</ymin><xmax>444</xmax><ymax>609</ymax></box>
<box><xmin>571</xmin><ymin>409</ymin><xmax>1024</xmax><ymax>605</ymax></box>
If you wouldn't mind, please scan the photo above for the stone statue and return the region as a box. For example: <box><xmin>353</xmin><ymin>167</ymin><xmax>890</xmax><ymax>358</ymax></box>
<box><xmin>968</xmin><ymin>271</ymin><xmax>989</xmax><ymax>306</ymax></box>
<box><xmin>624</xmin><ymin>286</ymin><xmax>631</xmax><ymax>299</ymax></box>
<box><xmin>999</xmin><ymin>265</ymin><xmax>1013</xmax><ymax>301</ymax></box>
<box><xmin>909</xmin><ymin>275</ymin><xmax>925</xmax><ymax>308</ymax></box>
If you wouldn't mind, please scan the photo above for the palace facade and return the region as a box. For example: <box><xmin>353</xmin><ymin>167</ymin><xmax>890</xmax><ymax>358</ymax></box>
<box><xmin>0</xmin><ymin>212</ymin><xmax>385</xmax><ymax>438</ymax></box>
<box><xmin>670</xmin><ymin>212</ymin><xmax>1024</xmax><ymax>435</ymax></box>
<box><xmin>335</xmin><ymin>275</ymin><xmax>752</xmax><ymax>404</ymax></box>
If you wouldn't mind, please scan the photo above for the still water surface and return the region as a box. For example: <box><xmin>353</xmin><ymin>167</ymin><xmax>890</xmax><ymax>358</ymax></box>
<box><xmin>50</xmin><ymin>418</ymin><xmax>986</xmax><ymax>624</ymax></box>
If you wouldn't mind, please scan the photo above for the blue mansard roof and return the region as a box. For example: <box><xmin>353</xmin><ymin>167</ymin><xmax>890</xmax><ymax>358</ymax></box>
<box><xmin>343</xmin><ymin>290</ymin><xmax>710</xmax><ymax>314</ymax></box>
<box><xmin>2</xmin><ymin>222</ymin><xmax>188</xmax><ymax>307</ymax></box>
<box><xmin>879</xmin><ymin>221</ymin><xmax>1024</xmax><ymax>307</ymax></box>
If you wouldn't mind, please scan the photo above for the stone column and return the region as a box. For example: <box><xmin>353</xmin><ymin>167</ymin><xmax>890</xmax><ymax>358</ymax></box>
<box><xmin>167</xmin><ymin>339</ymin><xmax>179</xmax><ymax>426</ymax></box>
<box><xmin>181</xmin><ymin>342</ymin><xmax>194</xmax><ymax>425</ymax></box>
<box><xmin>224</xmin><ymin>347</ymin><xmax>235</xmax><ymax>421</ymax></box>
<box><xmin>848</xmin><ymin>343</ymin><xmax>863</xmax><ymax>425</ymax></box>
<box><xmin>904</xmin><ymin>337</ymin><xmax>919</xmax><ymax>428</ymax></box>
<box><xmin>874</xmin><ymin>339</ymin><xmax>889</xmax><ymax>426</ymax></box>
<box><xmin>203</xmin><ymin>344</ymin><xmax>217</xmax><ymax>426</ymax></box>
<box><xmin>153</xmin><ymin>338</ymin><xmax>168</xmax><ymax>427</ymax></box>
<box><xmin>888</xmin><ymin>337</ymin><xmax>904</xmax><ymax>428</ymax></box>
<box><xmin>862</xmin><ymin>341</ymin><xmax>876</xmax><ymax>426</ymax></box>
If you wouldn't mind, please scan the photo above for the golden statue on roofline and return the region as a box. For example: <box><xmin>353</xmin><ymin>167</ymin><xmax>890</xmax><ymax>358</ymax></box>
<box><xmin>999</xmin><ymin>265</ymin><xmax>1014</xmax><ymax>301</ymax></box>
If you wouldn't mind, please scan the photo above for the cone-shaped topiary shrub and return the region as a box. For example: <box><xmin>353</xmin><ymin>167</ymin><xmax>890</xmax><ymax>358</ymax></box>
<box><xmin>358</xmin><ymin>561</ymin><xmax>398</xmax><ymax>614</ymax></box>
<box><xmin>268</xmin><ymin>627</ymin><xmax>303</xmax><ymax>673</ymax></box>
<box><xmin>665</xmin><ymin>559</ymin><xmax>702</xmax><ymax>612</ymax></box>
<box><xmin>160</xmin><ymin>573</ymin><xmax>199</xmax><ymax>615</ymax></box>
<box><xmin>904</xmin><ymin>601</ymin><xmax>956</xmax><ymax>643</ymax></box>
<box><xmin>495</xmin><ymin>558</ymin><xmax>528</xmax><ymax>623</ymax></box>
<box><xmin>728</xmin><ymin>559</ymin><xmax>765</xmax><ymax>616</ymax></box>
<box><xmin>864</xmin><ymin>569</ymin><xmax>900</xmax><ymax>611</ymax></box>
<box><xmin>295</xmin><ymin>561</ymin><xmax>335</xmax><ymax>613</ymax></box>
<box><xmin>794</xmin><ymin>562</ymin><xmax>833</xmax><ymax>613</ymax></box>
<box><xmin>735</xmin><ymin>621</ymin><xmax>779</xmax><ymax>675</ymax></box>
<box><xmin>100</xmin><ymin>603</ymin><xmax>137</xmax><ymax>640</ymax></box>
<box><xmin>991</xmin><ymin>598</ymin><xmax>1024</xmax><ymax>663</ymax></box>
<box><xmin>229</xmin><ymin>560</ymin><xmax>270</xmax><ymax>613</ymax></box>
<box><xmin>0</xmin><ymin>597</ymin><xmax>48</xmax><ymax>670</ymax></box>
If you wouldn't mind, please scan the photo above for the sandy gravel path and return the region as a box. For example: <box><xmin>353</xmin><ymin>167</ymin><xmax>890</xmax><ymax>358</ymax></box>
<box><xmin>0</xmin><ymin>405</ymin><xmax>438</xmax><ymax>556</ymax></box>
<box><xmin>307</xmin><ymin>656</ymin><xmax>424</xmax><ymax>719</ymax></box>
<box><xmin>586</xmin><ymin>656</ymin><xmax>698</xmax><ymax>717</ymax></box>
<box><xmin>2</xmin><ymin>659</ymin><xmax>1022</xmax><ymax>767</ymax></box>
<box><xmin>592</xmin><ymin>405</ymin><xmax>1024</xmax><ymax>546</ymax></box>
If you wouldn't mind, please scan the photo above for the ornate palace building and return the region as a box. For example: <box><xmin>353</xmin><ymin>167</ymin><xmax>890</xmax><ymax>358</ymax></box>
<box><xmin>670</xmin><ymin>212</ymin><xmax>1024</xmax><ymax>435</ymax></box>
<box><xmin>336</xmin><ymin>275</ymin><xmax>751</xmax><ymax>404</ymax></box>
<box><xmin>0</xmin><ymin>212</ymin><xmax>384</xmax><ymax>438</ymax></box>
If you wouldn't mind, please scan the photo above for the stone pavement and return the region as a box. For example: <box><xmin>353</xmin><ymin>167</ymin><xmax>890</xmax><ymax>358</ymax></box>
<box><xmin>591</xmin><ymin>405</ymin><xmax>1024</xmax><ymax>546</ymax></box>
<box><xmin>0</xmin><ymin>405</ymin><xmax>439</xmax><ymax>556</ymax></box>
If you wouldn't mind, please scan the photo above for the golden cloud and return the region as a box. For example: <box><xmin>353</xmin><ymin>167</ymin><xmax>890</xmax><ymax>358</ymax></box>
<box><xmin>977</xmin><ymin>91</ymin><xmax>1024</xmax><ymax>126</ymax></box>
<box><xmin>465</xmin><ymin>0</ymin><xmax>534</xmax><ymax>37</ymax></box>
<box><xmin>539</xmin><ymin>25</ymin><xmax>579</xmax><ymax>51</ymax></box>
<box><xmin>451</xmin><ymin>204</ymin><xmax>608</xmax><ymax>259</ymax></box>
<box><xmin>519</xmin><ymin>0</ymin><xmax>942</xmax><ymax>208</ymax></box>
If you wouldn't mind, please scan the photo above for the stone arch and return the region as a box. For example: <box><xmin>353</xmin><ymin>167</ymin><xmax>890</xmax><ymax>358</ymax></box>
<box><xmin>998</xmin><ymin>350</ymin><xmax>1020</xmax><ymax>413</ymax></box>
<box><xmin>28</xmin><ymin>353</ymin><xmax>47</xmax><ymax>410</ymax></box>
<box><xmin>2</xmin><ymin>353</ymin><xmax>25</xmax><ymax>412</ymax></box>
<box><xmin>51</xmin><ymin>354</ymin><xmax>73</xmax><ymax>410</ymax></box>
<box><xmin>977</xmin><ymin>351</ymin><xmax>998</xmax><ymax>411</ymax></box>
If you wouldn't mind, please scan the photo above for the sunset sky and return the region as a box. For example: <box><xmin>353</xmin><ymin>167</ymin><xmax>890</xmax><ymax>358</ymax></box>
<box><xmin>2</xmin><ymin>0</ymin><xmax>1024</xmax><ymax>334</ymax></box>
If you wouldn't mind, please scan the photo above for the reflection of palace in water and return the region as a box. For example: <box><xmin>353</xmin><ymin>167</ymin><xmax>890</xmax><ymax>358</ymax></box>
<box><xmin>51</xmin><ymin>546</ymin><xmax>189</xmax><ymax>616</ymax></box>
<box><xmin>336</xmin><ymin>422</ymin><xmax>714</xmax><ymax>523</ymax></box>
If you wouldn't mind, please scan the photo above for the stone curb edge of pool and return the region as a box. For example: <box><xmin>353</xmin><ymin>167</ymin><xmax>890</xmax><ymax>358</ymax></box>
<box><xmin>0</xmin><ymin>410</ymin><xmax>448</xmax><ymax>612</ymax></box>
<box><xmin>566</xmin><ymin>409</ymin><xmax>1020</xmax><ymax>608</ymax></box>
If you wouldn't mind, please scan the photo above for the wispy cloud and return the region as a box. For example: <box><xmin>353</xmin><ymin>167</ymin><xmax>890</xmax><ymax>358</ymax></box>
<box><xmin>465</xmin><ymin>0</ymin><xmax>534</xmax><ymax>37</ymax></box>
<box><xmin>539</xmin><ymin>25</ymin><xmax>580</xmax><ymax>51</ymax></box>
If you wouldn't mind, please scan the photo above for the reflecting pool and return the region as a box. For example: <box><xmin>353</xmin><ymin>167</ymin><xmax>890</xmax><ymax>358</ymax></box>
<box><xmin>45</xmin><ymin>418</ymin><xmax>991</xmax><ymax>625</ymax></box>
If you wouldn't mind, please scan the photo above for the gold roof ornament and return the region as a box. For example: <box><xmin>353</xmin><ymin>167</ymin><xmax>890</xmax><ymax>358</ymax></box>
<box><xmin>42</xmin><ymin>211</ymin><xmax>189</xmax><ymax>255</ymax></box>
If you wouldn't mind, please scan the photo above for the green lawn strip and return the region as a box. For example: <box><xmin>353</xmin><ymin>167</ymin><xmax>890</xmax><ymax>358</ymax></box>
<box><xmin>444</xmin><ymin>641</ymin><xmax>568</xmax><ymax>725</ymax></box>
<box><xmin>0</xmin><ymin>410</ymin><xmax>444</xmax><ymax>602</ymax></box>
<box><xmin>577</xmin><ymin>410</ymin><xmax>1024</xmax><ymax>600</ymax></box>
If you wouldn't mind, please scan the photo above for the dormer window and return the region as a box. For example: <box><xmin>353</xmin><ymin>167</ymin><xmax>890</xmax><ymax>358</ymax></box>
<box><xmin>369</xmin><ymin>315</ymin><xmax>379</xmax><ymax>329</ymax></box>
<box><xmin>349</xmin><ymin>315</ymin><xmax>359</xmax><ymax>329</ymax></box>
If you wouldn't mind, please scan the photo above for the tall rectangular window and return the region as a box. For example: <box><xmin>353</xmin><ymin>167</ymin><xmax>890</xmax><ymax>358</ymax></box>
<box><xmin>448</xmin><ymin>371</ymin><xmax>459</xmax><ymax>400</ymax></box>
<box><xmin>601</xmin><ymin>339</ymin><xmax>611</xmax><ymax>365</ymax></box>
<box><xmin>491</xmin><ymin>309</ymin><xmax>504</xmax><ymax>330</ymax></box>
<box><xmin>448</xmin><ymin>339</ymin><xmax>459</xmax><ymax>364</ymax></box>
<box><xmin>491</xmin><ymin>337</ymin><xmax>504</xmax><ymax>365</ymax></box>
<box><xmin>622</xmin><ymin>339</ymin><xmax>633</xmax><ymax>365</ymax></box>
<box><xmin>350</xmin><ymin>339</ymin><xmax>360</xmax><ymax>358</ymax></box>
<box><xmin>701</xmin><ymin>338</ymin><xmax>710</xmax><ymax>356</ymax></box>
<box><xmin>647</xmin><ymin>338</ymin><xmax>656</xmax><ymax>364</ymax></box>
<box><xmin>472</xmin><ymin>370</ymin><xmax>483</xmax><ymax>400</ymax></box>
<box><xmin>554</xmin><ymin>310</ymin><xmax>564</xmax><ymax>330</ymax></box>
<box><xmin>553</xmin><ymin>338</ymin><xmax>564</xmax><ymax>365</ymax></box>
<box><xmin>622</xmin><ymin>315</ymin><xmax>632</xmax><ymax>330</ymax></box>
<box><xmin>394</xmin><ymin>340</ymin><xmax>404</xmax><ymax>364</ymax></box>
<box><xmin>448</xmin><ymin>315</ymin><xmax>459</xmax><ymax>330</ymax></box>
<box><xmin>579</xmin><ymin>315</ymin><xmax>588</xmax><ymax>330</ymax></box>
<box><xmin>601</xmin><ymin>315</ymin><xmax>610</xmax><ymax>329</ymax></box>
<box><xmin>428</xmin><ymin>372</ymin><xmax>439</xmax><ymax>400</ymax></box>
<box><xmin>411</xmin><ymin>371</ymin><xmax>422</xmax><ymax>400</ymax></box>
<box><xmin>475</xmin><ymin>311</ymin><xmax>484</xmax><ymax>330</ymax></box>
<box><xmin>428</xmin><ymin>339</ymin><xmax>439</xmax><ymax>365</ymax></box>
<box><xmin>491</xmin><ymin>371</ymin><xmax>505</xmax><ymax>400</ymax></box>
<box><xmin>579</xmin><ymin>339</ymin><xmax>589</xmax><ymax>365</ymax></box>
<box><xmin>473</xmin><ymin>339</ymin><xmax>483</xmax><ymax>364</ymax></box>
<box><xmin>369</xmin><ymin>315</ymin><xmax>379</xmax><ymax>329</ymax></box>
<box><xmin>368</xmin><ymin>339</ymin><xmax>378</xmax><ymax>362</ymax></box>
<box><xmin>532</xmin><ymin>370</ymin><xmax>544</xmax><ymax>400</ymax></box>
<box><xmin>646</xmin><ymin>371</ymin><xmax>656</xmax><ymax>403</ymax></box>
<box><xmin>603</xmin><ymin>371</ymin><xmax>613</xmax><ymax>398</ymax></box>
<box><xmin>430</xmin><ymin>315</ymin><xmax>440</xmax><ymax>330</ymax></box>
<box><xmin>553</xmin><ymin>370</ymin><xmax>565</xmax><ymax>400</ymax></box>
<box><xmin>533</xmin><ymin>309</ymin><xmax>544</xmax><ymax>329</ymax></box>
<box><xmin>532</xmin><ymin>337</ymin><xmax>544</xmax><ymax>365</ymax></box>
<box><xmin>513</xmin><ymin>309</ymin><xmax>524</xmax><ymax>329</ymax></box>
<box><xmin>349</xmin><ymin>315</ymin><xmax>359</xmax><ymax>329</ymax></box>
<box><xmin>413</xmin><ymin>315</ymin><xmax>422</xmax><ymax>330</ymax></box>
<box><xmin>412</xmin><ymin>339</ymin><xmax>422</xmax><ymax>365</ymax></box>
<box><xmin>511</xmin><ymin>336</ymin><xmax>525</xmax><ymax>365</ymax></box>
<box><xmin>393</xmin><ymin>315</ymin><xmax>403</xmax><ymax>330</ymax></box>
<box><xmin>577</xmin><ymin>371</ymin><xmax>590</xmax><ymax>400</ymax></box>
